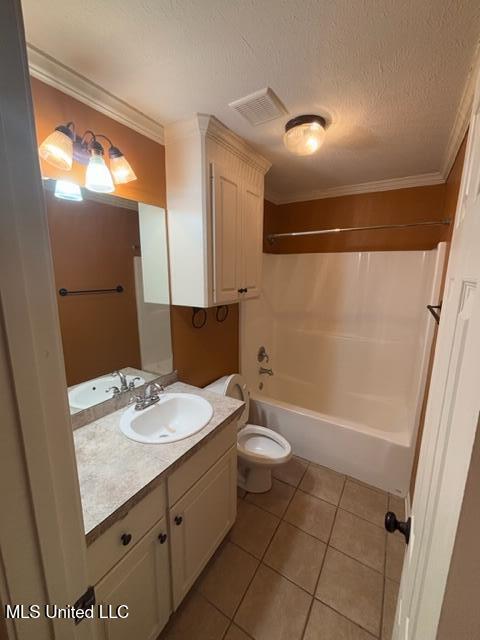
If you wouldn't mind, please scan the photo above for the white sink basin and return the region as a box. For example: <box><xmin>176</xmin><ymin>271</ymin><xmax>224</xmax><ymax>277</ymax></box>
<box><xmin>68</xmin><ymin>373</ymin><xmax>145</xmax><ymax>410</ymax></box>
<box><xmin>119</xmin><ymin>393</ymin><xmax>214</xmax><ymax>444</ymax></box>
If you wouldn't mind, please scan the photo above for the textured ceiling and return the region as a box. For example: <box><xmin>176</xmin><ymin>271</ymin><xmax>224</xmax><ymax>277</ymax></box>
<box><xmin>21</xmin><ymin>0</ymin><xmax>480</xmax><ymax>202</ymax></box>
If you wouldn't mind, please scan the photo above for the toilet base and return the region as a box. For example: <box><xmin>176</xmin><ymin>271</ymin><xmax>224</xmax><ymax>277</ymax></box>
<box><xmin>238</xmin><ymin>459</ymin><xmax>272</xmax><ymax>493</ymax></box>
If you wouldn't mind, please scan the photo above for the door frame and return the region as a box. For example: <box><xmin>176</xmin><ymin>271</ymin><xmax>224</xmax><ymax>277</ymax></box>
<box><xmin>0</xmin><ymin>1</ymin><xmax>92</xmax><ymax>638</ymax></box>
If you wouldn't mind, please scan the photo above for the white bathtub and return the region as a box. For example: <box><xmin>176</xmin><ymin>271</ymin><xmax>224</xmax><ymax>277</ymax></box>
<box><xmin>241</xmin><ymin>246</ymin><xmax>447</xmax><ymax>497</ymax></box>
<box><xmin>250</xmin><ymin>391</ymin><xmax>411</xmax><ymax>496</ymax></box>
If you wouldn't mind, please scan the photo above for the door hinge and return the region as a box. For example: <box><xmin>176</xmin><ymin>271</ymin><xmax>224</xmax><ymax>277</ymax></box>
<box><xmin>73</xmin><ymin>585</ymin><xmax>96</xmax><ymax>625</ymax></box>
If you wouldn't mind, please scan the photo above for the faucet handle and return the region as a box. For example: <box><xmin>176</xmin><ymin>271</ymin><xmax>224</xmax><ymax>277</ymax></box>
<box><xmin>106</xmin><ymin>386</ymin><xmax>121</xmax><ymax>396</ymax></box>
<box><xmin>128</xmin><ymin>376</ymin><xmax>141</xmax><ymax>390</ymax></box>
<box><xmin>145</xmin><ymin>381</ymin><xmax>165</xmax><ymax>397</ymax></box>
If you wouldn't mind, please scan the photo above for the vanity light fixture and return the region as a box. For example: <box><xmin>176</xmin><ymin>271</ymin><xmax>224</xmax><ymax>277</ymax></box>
<box><xmin>38</xmin><ymin>123</ymin><xmax>75</xmax><ymax>170</ymax></box>
<box><xmin>283</xmin><ymin>114</ymin><xmax>327</xmax><ymax>156</ymax></box>
<box><xmin>85</xmin><ymin>140</ymin><xmax>115</xmax><ymax>193</ymax></box>
<box><xmin>54</xmin><ymin>179</ymin><xmax>83</xmax><ymax>201</ymax></box>
<box><xmin>38</xmin><ymin>122</ymin><xmax>137</xmax><ymax>195</ymax></box>
<box><xmin>108</xmin><ymin>146</ymin><xmax>137</xmax><ymax>184</ymax></box>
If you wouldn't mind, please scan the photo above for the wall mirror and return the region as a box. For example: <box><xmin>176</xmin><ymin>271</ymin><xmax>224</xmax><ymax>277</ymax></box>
<box><xmin>43</xmin><ymin>180</ymin><xmax>173</xmax><ymax>415</ymax></box>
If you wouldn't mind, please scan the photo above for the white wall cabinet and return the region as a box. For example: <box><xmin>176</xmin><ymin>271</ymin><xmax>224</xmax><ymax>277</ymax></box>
<box><xmin>93</xmin><ymin>517</ymin><xmax>171</xmax><ymax>640</ymax></box>
<box><xmin>169</xmin><ymin>445</ymin><xmax>237</xmax><ymax>608</ymax></box>
<box><xmin>166</xmin><ymin>115</ymin><xmax>271</xmax><ymax>307</ymax></box>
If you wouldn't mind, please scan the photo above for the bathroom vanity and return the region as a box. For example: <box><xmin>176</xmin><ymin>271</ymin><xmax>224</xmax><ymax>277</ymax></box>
<box><xmin>74</xmin><ymin>382</ymin><xmax>243</xmax><ymax>639</ymax></box>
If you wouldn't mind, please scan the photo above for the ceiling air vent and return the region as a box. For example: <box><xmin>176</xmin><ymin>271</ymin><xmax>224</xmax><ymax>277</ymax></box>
<box><xmin>229</xmin><ymin>88</ymin><xmax>287</xmax><ymax>126</ymax></box>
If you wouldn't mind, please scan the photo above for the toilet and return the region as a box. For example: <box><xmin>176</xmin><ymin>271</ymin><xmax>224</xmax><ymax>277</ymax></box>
<box><xmin>205</xmin><ymin>374</ymin><xmax>292</xmax><ymax>492</ymax></box>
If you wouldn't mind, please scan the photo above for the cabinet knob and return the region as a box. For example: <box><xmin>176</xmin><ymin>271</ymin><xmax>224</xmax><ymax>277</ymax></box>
<box><xmin>174</xmin><ymin>515</ymin><xmax>183</xmax><ymax>526</ymax></box>
<box><xmin>158</xmin><ymin>532</ymin><xmax>168</xmax><ymax>544</ymax></box>
<box><xmin>120</xmin><ymin>533</ymin><xmax>132</xmax><ymax>546</ymax></box>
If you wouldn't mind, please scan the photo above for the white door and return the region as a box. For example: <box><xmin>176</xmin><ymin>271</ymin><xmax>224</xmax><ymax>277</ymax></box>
<box><xmin>94</xmin><ymin>518</ymin><xmax>171</xmax><ymax>640</ymax></box>
<box><xmin>169</xmin><ymin>447</ymin><xmax>237</xmax><ymax>608</ymax></box>
<box><xmin>211</xmin><ymin>163</ymin><xmax>242</xmax><ymax>303</ymax></box>
<box><xmin>241</xmin><ymin>184</ymin><xmax>263</xmax><ymax>299</ymax></box>
<box><xmin>393</xmin><ymin>67</ymin><xmax>480</xmax><ymax>639</ymax></box>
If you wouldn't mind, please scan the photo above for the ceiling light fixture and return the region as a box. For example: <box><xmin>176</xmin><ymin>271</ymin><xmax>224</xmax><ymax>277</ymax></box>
<box><xmin>38</xmin><ymin>123</ymin><xmax>137</xmax><ymax>195</ymax></box>
<box><xmin>283</xmin><ymin>115</ymin><xmax>327</xmax><ymax>156</ymax></box>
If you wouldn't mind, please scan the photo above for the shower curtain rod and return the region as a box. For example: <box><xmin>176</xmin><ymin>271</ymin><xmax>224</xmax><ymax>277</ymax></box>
<box><xmin>266</xmin><ymin>219</ymin><xmax>451</xmax><ymax>244</ymax></box>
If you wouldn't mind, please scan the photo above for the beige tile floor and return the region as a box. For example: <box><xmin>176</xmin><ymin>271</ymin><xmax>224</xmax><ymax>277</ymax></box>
<box><xmin>160</xmin><ymin>457</ymin><xmax>406</xmax><ymax>640</ymax></box>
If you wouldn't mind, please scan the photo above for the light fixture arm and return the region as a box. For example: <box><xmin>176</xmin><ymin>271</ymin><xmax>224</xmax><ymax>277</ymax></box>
<box><xmin>95</xmin><ymin>133</ymin><xmax>115</xmax><ymax>148</ymax></box>
<box><xmin>79</xmin><ymin>129</ymin><xmax>97</xmax><ymax>148</ymax></box>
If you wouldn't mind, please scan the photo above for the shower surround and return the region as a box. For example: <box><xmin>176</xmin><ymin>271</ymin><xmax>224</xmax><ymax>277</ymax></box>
<box><xmin>241</xmin><ymin>246</ymin><xmax>446</xmax><ymax>495</ymax></box>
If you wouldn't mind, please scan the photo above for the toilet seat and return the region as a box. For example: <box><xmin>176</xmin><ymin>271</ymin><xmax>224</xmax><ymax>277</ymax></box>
<box><xmin>237</xmin><ymin>425</ymin><xmax>291</xmax><ymax>466</ymax></box>
<box><xmin>205</xmin><ymin>373</ymin><xmax>250</xmax><ymax>427</ymax></box>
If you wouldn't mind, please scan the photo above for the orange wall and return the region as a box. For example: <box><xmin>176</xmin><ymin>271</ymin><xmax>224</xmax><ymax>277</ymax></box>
<box><xmin>170</xmin><ymin>305</ymin><xmax>239</xmax><ymax>388</ymax></box>
<box><xmin>31</xmin><ymin>77</ymin><xmax>166</xmax><ymax>208</ymax></box>
<box><xmin>264</xmin><ymin>184</ymin><xmax>448</xmax><ymax>253</ymax></box>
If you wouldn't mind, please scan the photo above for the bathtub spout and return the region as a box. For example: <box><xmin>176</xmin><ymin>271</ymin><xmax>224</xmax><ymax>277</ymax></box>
<box><xmin>259</xmin><ymin>367</ymin><xmax>274</xmax><ymax>376</ymax></box>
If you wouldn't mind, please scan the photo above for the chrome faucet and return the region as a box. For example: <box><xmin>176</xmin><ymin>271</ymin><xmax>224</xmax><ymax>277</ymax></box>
<box><xmin>259</xmin><ymin>366</ymin><xmax>274</xmax><ymax>376</ymax></box>
<box><xmin>133</xmin><ymin>382</ymin><xmax>165</xmax><ymax>411</ymax></box>
<box><xmin>113</xmin><ymin>370</ymin><xmax>129</xmax><ymax>392</ymax></box>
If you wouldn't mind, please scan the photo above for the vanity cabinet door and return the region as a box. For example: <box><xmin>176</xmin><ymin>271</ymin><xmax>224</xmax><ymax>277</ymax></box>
<box><xmin>240</xmin><ymin>183</ymin><xmax>263</xmax><ymax>299</ymax></box>
<box><xmin>211</xmin><ymin>162</ymin><xmax>242</xmax><ymax>304</ymax></box>
<box><xmin>94</xmin><ymin>517</ymin><xmax>171</xmax><ymax>640</ymax></box>
<box><xmin>169</xmin><ymin>445</ymin><xmax>237</xmax><ymax>609</ymax></box>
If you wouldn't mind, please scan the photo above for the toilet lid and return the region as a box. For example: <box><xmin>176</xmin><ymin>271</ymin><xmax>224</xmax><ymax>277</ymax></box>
<box><xmin>221</xmin><ymin>374</ymin><xmax>249</xmax><ymax>427</ymax></box>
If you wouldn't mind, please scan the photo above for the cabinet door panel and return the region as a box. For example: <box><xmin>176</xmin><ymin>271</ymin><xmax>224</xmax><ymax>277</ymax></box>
<box><xmin>242</xmin><ymin>185</ymin><xmax>263</xmax><ymax>298</ymax></box>
<box><xmin>94</xmin><ymin>518</ymin><xmax>171</xmax><ymax>640</ymax></box>
<box><xmin>170</xmin><ymin>446</ymin><xmax>237</xmax><ymax>608</ymax></box>
<box><xmin>212</xmin><ymin>163</ymin><xmax>241</xmax><ymax>303</ymax></box>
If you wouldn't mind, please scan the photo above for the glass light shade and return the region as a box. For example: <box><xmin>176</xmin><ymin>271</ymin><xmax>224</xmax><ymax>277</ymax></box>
<box><xmin>38</xmin><ymin>129</ymin><xmax>74</xmax><ymax>170</ymax></box>
<box><xmin>110</xmin><ymin>154</ymin><xmax>137</xmax><ymax>184</ymax></box>
<box><xmin>283</xmin><ymin>120</ymin><xmax>326</xmax><ymax>156</ymax></box>
<box><xmin>54</xmin><ymin>180</ymin><xmax>83</xmax><ymax>202</ymax></box>
<box><xmin>85</xmin><ymin>153</ymin><xmax>115</xmax><ymax>193</ymax></box>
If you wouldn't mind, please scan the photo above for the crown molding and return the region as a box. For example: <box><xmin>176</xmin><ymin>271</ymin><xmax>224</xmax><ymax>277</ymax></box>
<box><xmin>27</xmin><ymin>45</ymin><xmax>165</xmax><ymax>144</ymax></box>
<box><xmin>441</xmin><ymin>40</ymin><xmax>480</xmax><ymax>180</ymax></box>
<box><xmin>265</xmin><ymin>172</ymin><xmax>445</xmax><ymax>205</ymax></box>
<box><xmin>166</xmin><ymin>114</ymin><xmax>272</xmax><ymax>174</ymax></box>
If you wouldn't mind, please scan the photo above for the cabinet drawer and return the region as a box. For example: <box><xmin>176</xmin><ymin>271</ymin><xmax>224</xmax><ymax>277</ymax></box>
<box><xmin>168</xmin><ymin>419</ymin><xmax>237</xmax><ymax>506</ymax></box>
<box><xmin>87</xmin><ymin>481</ymin><xmax>167</xmax><ymax>585</ymax></box>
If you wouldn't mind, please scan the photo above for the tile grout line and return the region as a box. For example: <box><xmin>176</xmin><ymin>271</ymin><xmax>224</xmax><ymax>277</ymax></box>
<box><xmin>227</xmin><ymin>467</ymin><xmax>302</xmax><ymax>638</ymax></box>
<box><xmin>299</xmin><ymin>473</ymin><xmax>346</xmax><ymax>640</ymax></box>
<box><xmin>309</xmin><ymin>474</ymin><xmax>383</xmax><ymax>639</ymax></box>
